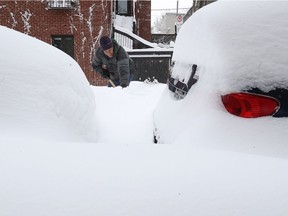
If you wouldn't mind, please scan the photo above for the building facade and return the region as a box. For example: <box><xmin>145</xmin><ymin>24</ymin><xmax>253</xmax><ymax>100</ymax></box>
<box><xmin>0</xmin><ymin>0</ymin><xmax>151</xmax><ymax>86</ymax></box>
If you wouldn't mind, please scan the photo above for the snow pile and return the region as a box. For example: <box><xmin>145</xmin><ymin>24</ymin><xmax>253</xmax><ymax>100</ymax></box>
<box><xmin>92</xmin><ymin>81</ymin><xmax>165</xmax><ymax>144</ymax></box>
<box><xmin>2</xmin><ymin>140</ymin><xmax>288</xmax><ymax>216</ymax></box>
<box><xmin>0</xmin><ymin>26</ymin><xmax>96</xmax><ymax>142</ymax></box>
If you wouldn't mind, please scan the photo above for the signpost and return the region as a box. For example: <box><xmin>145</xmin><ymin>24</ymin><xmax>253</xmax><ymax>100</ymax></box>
<box><xmin>175</xmin><ymin>14</ymin><xmax>184</xmax><ymax>34</ymax></box>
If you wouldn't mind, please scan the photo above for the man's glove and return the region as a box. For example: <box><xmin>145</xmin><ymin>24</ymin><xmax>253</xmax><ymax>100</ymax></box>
<box><xmin>121</xmin><ymin>84</ymin><xmax>128</xmax><ymax>88</ymax></box>
<box><xmin>100</xmin><ymin>69</ymin><xmax>110</xmax><ymax>79</ymax></box>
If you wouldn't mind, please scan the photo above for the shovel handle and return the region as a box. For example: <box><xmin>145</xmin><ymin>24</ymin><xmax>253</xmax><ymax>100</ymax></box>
<box><xmin>109</xmin><ymin>79</ymin><xmax>116</xmax><ymax>88</ymax></box>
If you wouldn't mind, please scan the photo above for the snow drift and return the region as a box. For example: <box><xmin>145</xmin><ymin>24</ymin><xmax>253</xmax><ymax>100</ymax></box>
<box><xmin>0</xmin><ymin>26</ymin><xmax>96</xmax><ymax>141</ymax></box>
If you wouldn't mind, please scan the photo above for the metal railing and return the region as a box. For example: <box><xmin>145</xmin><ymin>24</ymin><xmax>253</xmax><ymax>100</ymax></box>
<box><xmin>47</xmin><ymin>0</ymin><xmax>77</xmax><ymax>9</ymax></box>
<box><xmin>114</xmin><ymin>32</ymin><xmax>133</xmax><ymax>49</ymax></box>
<box><xmin>113</xmin><ymin>26</ymin><xmax>157</xmax><ymax>49</ymax></box>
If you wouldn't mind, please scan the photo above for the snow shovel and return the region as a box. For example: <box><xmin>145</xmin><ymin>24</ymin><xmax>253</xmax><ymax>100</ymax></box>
<box><xmin>109</xmin><ymin>79</ymin><xmax>116</xmax><ymax>88</ymax></box>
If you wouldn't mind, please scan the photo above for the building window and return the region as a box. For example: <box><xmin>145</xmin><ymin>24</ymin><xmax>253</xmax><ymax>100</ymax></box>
<box><xmin>116</xmin><ymin>0</ymin><xmax>132</xmax><ymax>16</ymax></box>
<box><xmin>52</xmin><ymin>35</ymin><xmax>74</xmax><ymax>58</ymax></box>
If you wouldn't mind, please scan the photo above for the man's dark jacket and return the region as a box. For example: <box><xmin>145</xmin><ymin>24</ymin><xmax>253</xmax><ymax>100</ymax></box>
<box><xmin>92</xmin><ymin>39</ymin><xmax>135</xmax><ymax>86</ymax></box>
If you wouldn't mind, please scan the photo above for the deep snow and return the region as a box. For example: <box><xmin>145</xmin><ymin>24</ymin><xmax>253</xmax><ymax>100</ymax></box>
<box><xmin>1</xmin><ymin>1</ymin><xmax>288</xmax><ymax>215</ymax></box>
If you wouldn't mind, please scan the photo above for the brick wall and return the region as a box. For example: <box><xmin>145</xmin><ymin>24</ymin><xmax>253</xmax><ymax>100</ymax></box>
<box><xmin>135</xmin><ymin>0</ymin><xmax>151</xmax><ymax>41</ymax></box>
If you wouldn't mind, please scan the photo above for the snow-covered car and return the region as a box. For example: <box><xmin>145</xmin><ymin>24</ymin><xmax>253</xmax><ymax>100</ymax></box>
<box><xmin>0</xmin><ymin>26</ymin><xmax>96</xmax><ymax>142</ymax></box>
<box><xmin>153</xmin><ymin>1</ymin><xmax>288</xmax><ymax>157</ymax></box>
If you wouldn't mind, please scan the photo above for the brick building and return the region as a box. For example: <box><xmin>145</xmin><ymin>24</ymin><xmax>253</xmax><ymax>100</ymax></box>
<box><xmin>0</xmin><ymin>0</ymin><xmax>151</xmax><ymax>85</ymax></box>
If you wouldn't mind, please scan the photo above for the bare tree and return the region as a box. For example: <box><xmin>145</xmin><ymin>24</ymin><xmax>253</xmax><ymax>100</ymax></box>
<box><xmin>152</xmin><ymin>13</ymin><xmax>165</xmax><ymax>33</ymax></box>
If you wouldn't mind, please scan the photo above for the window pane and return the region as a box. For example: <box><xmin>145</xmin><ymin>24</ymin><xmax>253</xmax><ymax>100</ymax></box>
<box><xmin>63</xmin><ymin>37</ymin><xmax>74</xmax><ymax>58</ymax></box>
<box><xmin>117</xmin><ymin>0</ymin><xmax>128</xmax><ymax>14</ymax></box>
<box><xmin>52</xmin><ymin>36</ymin><xmax>74</xmax><ymax>58</ymax></box>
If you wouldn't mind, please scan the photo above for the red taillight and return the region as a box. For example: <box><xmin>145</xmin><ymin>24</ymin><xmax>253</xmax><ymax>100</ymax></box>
<box><xmin>221</xmin><ymin>93</ymin><xmax>279</xmax><ymax>118</ymax></box>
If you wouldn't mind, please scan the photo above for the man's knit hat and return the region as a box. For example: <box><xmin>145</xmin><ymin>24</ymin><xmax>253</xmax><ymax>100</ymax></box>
<box><xmin>100</xmin><ymin>36</ymin><xmax>113</xmax><ymax>50</ymax></box>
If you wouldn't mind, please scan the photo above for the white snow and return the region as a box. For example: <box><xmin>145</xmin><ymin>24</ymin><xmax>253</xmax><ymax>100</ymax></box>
<box><xmin>20</xmin><ymin>9</ymin><xmax>32</xmax><ymax>34</ymax></box>
<box><xmin>171</xmin><ymin>1</ymin><xmax>288</xmax><ymax>94</ymax></box>
<box><xmin>1</xmin><ymin>1</ymin><xmax>288</xmax><ymax>215</ymax></box>
<box><xmin>114</xmin><ymin>25</ymin><xmax>160</xmax><ymax>49</ymax></box>
<box><xmin>115</xmin><ymin>15</ymin><xmax>134</xmax><ymax>32</ymax></box>
<box><xmin>0</xmin><ymin>26</ymin><xmax>96</xmax><ymax>142</ymax></box>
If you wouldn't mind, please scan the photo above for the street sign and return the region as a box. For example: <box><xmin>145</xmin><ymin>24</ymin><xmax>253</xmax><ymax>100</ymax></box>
<box><xmin>177</xmin><ymin>15</ymin><xmax>183</xmax><ymax>24</ymax></box>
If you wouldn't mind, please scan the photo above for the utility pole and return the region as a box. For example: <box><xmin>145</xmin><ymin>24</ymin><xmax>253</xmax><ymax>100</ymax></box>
<box><xmin>176</xmin><ymin>0</ymin><xmax>179</xmax><ymax>16</ymax></box>
<box><xmin>175</xmin><ymin>0</ymin><xmax>179</xmax><ymax>34</ymax></box>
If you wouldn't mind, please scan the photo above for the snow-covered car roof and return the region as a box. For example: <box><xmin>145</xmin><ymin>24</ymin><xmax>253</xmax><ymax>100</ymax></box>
<box><xmin>171</xmin><ymin>1</ymin><xmax>288</xmax><ymax>94</ymax></box>
<box><xmin>0</xmin><ymin>26</ymin><xmax>96</xmax><ymax>141</ymax></box>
